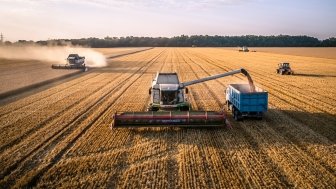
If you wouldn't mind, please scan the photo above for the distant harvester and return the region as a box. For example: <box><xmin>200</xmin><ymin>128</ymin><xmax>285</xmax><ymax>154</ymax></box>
<box><xmin>239</xmin><ymin>46</ymin><xmax>249</xmax><ymax>52</ymax></box>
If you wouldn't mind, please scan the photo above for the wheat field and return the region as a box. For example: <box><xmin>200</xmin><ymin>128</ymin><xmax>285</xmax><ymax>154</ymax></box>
<box><xmin>0</xmin><ymin>48</ymin><xmax>335</xmax><ymax>188</ymax></box>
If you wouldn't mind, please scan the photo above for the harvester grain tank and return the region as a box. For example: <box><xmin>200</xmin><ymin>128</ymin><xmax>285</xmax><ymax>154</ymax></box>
<box><xmin>112</xmin><ymin>68</ymin><xmax>257</xmax><ymax>128</ymax></box>
<box><xmin>276</xmin><ymin>62</ymin><xmax>293</xmax><ymax>75</ymax></box>
<box><xmin>51</xmin><ymin>54</ymin><xmax>87</xmax><ymax>71</ymax></box>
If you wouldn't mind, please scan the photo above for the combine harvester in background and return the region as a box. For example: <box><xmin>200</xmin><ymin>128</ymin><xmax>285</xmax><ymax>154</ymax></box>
<box><xmin>239</xmin><ymin>46</ymin><xmax>249</xmax><ymax>52</ymax></box>
<box><xmin>51</xmin><ymin>54</ymin><xmax>88</xmax><ymax>72</ymax></box>
<box><xmin>112</xmin><ymin>68</ymin><xmax>268</xmax><ymax>128</ymax></box>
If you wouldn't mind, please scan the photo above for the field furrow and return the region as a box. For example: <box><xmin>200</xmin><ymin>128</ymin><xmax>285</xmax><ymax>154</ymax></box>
<box><xmin>1</xmin><ymin>47</ymin><xmax>335</xmax><ymax>188</ymax></box>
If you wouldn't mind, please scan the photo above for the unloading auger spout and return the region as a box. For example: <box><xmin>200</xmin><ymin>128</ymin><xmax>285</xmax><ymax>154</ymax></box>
<box><xmin>181</xmin><ymin>68</ymin><xmax>255</xmax><ymax>92</ymax></box>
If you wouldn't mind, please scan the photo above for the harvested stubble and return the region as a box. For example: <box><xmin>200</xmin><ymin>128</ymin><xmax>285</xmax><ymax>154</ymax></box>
<box><xmin>0</xmin><ymin>47</ymin><xmax>335</xmax><ymax>188</ymax></box>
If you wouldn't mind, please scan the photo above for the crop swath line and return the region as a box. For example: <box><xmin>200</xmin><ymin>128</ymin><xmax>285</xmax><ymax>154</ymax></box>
<box><xmin>230</xmin><ymin>51</ymin><xmax>336</xmax><ymax>103</ymax></box>
<box><xmin>0</xmin><ymin>50</ymin><xmax>159</xmax><ymax>153</ymax></box>
<box><xmin>193</xmin><ymin>51</ymin><xmax>336</xmax><ymax>109</ymax></box>
<box><xmin>71</xmin><ymin>49</ymin><xmax>171</xmax><ymax>186</ymax></box>
<box><xmin>188</xmin><ymin>52</ymin><xmax>336</xmax><ymax>132</ymax></box>
<box><xmin>184</xmin><ymin>50</ymin><xmax>296</xmax><ymax>186</ymax></box>
<box><xmin>241</xmin><ymin>114</ymin><xmax>336</xmax><ymax>187</ymax></box>
<box><xmin>0</xmin><ymin>74</ymin><xmax>124</xmax><ymax>153</ymax></box>
<box><xmin>0</xmin><ymin>73</ymin><xmax>104</xmax><ymax>117</ymax></box>
<box><xmin>0</xmin><ymin>74</ymin><xmax>127</xmax><ymax>183</ymax></box>
<box><xmin>58</xmin><ymin>50</ymin><xmax>170</xmax><ymax>160</ymax></box>
<box><xmin>185</xmin><ymin>49</ymin><xmax>336</xmax><ymax>174</ymax></box>
<box><xmin>0</xmin><ymin>63</ymin><xmax>47</xmax><ymax>76</ymax></box>
<box><xmin>0</xmin><ymin>49</ymin><xmax>165</xmax><ymax>186</ymax></box>
<box><xmin>106</xmin><ymin>49</ymin><xmax>168</xmax><ymax>185</ymax></box>
<box><xmin>0</xmin><ymin>74</ymin><xmax>110</xmax><ymax>129</ymax></box>
<box><xmin>180</xmin><ymin>49</ymin><xmax>331</xmax><ymax>186</ymax></box>
<box><xmin>7</xmin><ymin>49</ymin><xmax>166</xmax><ymax>188</ymax></box>
<box><xmin>179</xmin><ymin>50</ymin><xmax>224</xmax><ymax>111</ymax></box>
<box><xmin>265</xmin><ymin>103</ymin><xmax>336</xmax><ymax>174</ymax></box>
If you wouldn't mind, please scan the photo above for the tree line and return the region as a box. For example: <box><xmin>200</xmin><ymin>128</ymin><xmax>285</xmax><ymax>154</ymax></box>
<box><xmin>7</xmin><ymin>35</ymin><xmax>336</xmax><ymax>47</ymax></box>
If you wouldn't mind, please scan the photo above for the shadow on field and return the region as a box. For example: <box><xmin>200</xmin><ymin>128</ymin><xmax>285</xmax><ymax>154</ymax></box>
<box><xmin>128</xmin><ymin>108</ymin><xmax>335</xmax><ymax>148</ymax></box>
<box><xmin>294</xmin><ymin>73</ymin><xmax>336</xmax><ymax>78</ymax></box>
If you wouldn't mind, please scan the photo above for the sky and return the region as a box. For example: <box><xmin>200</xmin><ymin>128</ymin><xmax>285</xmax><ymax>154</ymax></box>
<box><xmin>0</xmin><ymin>0</ymin><xmax>335</xmax><ymax>41</ymax></box>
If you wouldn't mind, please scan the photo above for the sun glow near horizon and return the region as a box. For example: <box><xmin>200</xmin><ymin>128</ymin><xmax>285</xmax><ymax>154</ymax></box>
<box><xmin>0</xmin><ymin>0</ymin><xmax>335</xmax><ymax>41</ymax></box>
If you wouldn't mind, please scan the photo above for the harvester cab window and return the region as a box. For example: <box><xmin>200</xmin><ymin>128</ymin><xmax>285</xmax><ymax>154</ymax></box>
<box><xmin>161</xmin><ymin>91</ymin><xmax>178</xmax><ymax>105</ymax></box>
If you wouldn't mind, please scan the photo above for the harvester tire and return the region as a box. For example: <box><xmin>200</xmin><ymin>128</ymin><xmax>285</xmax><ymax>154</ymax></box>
<box><xmin>180</xmin><ymin>106</ymin><xmax>190</xmax><ymax>111</ymax></box>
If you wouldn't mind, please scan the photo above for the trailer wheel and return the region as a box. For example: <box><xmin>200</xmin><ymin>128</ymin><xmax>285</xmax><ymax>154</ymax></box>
<box><xmin>227</xmin><ymin>101</ymin><xmax>231</xmax><ymax>110</ymax></box>
<box><xmin>233</xmin><ymin>108</ymin><xmax>242</xmax><ymax>121</ymax></box>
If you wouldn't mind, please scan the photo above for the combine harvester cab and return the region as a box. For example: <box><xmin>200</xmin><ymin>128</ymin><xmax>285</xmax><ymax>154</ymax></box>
<box><xmin>111</xmin><ymin>68</ymin><xmax>257</xmax><ymax>129</ymax></box>
<box><xmin>51</xmin><ymin>54</ymin><xmax>88</xmax><ymax>72</ymax></box>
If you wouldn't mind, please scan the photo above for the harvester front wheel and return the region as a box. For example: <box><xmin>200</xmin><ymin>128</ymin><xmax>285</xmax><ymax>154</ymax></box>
<box><xmin>148</xmin><ymin>106</ymin><xmax>159</xmax><ymax>111</ymax></box>
<box><xmin>180</xmin><ymin>106</ymin><xmax>190</xmax><ymax>111</ymax></box>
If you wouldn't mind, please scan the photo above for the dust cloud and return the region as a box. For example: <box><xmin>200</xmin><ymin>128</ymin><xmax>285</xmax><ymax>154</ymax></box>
<box><xmin>0</xmin><ymin>45</ymin><xmax>107</xmax><ymax>67</ymax></box>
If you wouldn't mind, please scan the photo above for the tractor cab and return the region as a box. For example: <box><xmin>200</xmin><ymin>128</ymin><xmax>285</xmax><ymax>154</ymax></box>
<box><xmin>279</xmin><ymin>62</ymin><xmax>290</xmax><ymax>68</ymax></box>
<box><xmin>277</xmin><ymin>62</ymin><xmax>294</xmax><ymax>75</ymax></box>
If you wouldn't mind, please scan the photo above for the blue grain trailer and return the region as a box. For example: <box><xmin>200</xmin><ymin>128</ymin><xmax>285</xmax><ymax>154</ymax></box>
<box><xmin>226</xmin><ymin>84</ymin><xmax>268</xmax><ymax>120</ymax></box>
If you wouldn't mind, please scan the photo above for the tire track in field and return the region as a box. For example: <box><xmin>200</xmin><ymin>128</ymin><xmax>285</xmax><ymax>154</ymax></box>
<box><xmin>0</xmin><ymin>73</ymin><xmax>102</xmax><ymax>116</ymax></box>
<box><xmin>179</xmin><ymin>49</ymin><xmax>292</xmax><ymax>187</ymax></box>
<box><xmin>178</xmin><ymin>50</ymin><xmax>223</xmax><ymax>111</ymax></box>
<box><xmin>0</xmin><ymin>50</ymin><xmax>153</xmax><ymax>116</ymax></box>
<box><xmin>0</xmin><ymin>72</ymin><xmax>131</xmax><ymax>184</ymax></box>
<box><xmin>66</xmin><ymin>49</ymin><xmax>170</xmax><ymax>157</ymax></box>
<box><xmin>0</xmin><ymin>49</ymin><xmax>165</xmax><ymax>187</ymax></box>
<box><xmin>0</xmin><ymin>51</ymin><xmax>158</xmax><ymax>152</ymax></box>
<box><xmin>189</xmin><ymin>50</ymin><xmax>336</xmax><ymax>114</ymax></box>
<box><xmin>105</xmin><ymin>51</ymin><xmax>171</xmax><ymax>188</ymax></box>
<box><xmin>199</xmin><ymin>50</ymin><xmax>336</xmax><ymax>108</ymax></box>
<box><xmin>0</xmin><ymin>74</ymin><xmax>113</xmax><ymax>152</ymax></box>
<box><xmin>47</xmin><ymin>49</ymin><xmax>173</xmax><ymax>187</ymax></box>
<box><xmin>193</xmin><ymin>52</ymin><xmax>336</xmax><ymax>120</ymax></box>
<box><xmin>197</xmin><ymin>48</ymin><xmax>336</xmax><ymax>103</ymax></box>
<box><xmin>183</xmin><ymin>49</ymin><xmax>336</xmax><ymax>181</ymax></box>
<box><xmin>0</xmin><ymin>49</ymin><xmax>154</xmax><ymax>123</ymax></box>
<box><xmin>178</xmin><ymin>50</ymin><xmax>256</xmax><ymax>187</ymax></box>
<box><xmin>188</xmin><ymin>51</ymin><xmax>336</xmax><ymax>140</ymax></box>
<box><xmin>8</xmin><ymin>49</ymin><xmax>166</xmax><ymax>188</ymax></box>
